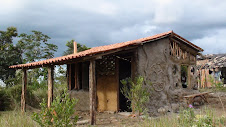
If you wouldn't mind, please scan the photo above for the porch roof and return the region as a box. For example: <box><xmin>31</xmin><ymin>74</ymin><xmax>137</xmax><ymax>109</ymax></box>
<box><xmin>9</xmin><ymin>30</ymin><xmax>203</xmax><ymax>69</ymax></box>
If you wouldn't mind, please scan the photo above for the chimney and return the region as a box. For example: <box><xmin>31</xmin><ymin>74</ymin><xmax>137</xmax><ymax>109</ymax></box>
<box><xmin>73</xmin><ymin>41</ymin><xmax>77</xmax><ymax>54</ymax></box>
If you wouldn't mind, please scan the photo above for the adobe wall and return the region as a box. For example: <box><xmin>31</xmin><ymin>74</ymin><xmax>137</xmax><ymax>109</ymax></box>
<box><xmin>69</xmin><ymin>90</ymin><xmax>89</xmax><ymax>111</ymax></box>
<box><xmin>136</xmin><ymin>38</ymin><xmax>198</xmax><ymax>116</ymax></box>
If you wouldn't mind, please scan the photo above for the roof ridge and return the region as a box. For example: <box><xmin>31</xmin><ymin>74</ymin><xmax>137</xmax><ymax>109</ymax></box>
<box><xmin>9</xmin><ymin>30</ymin><xmax>201</xmax><ymax>69</ymax></box>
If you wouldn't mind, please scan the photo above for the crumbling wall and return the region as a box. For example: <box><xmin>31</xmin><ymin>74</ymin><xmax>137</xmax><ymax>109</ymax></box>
<box><xmin>137</xmin><ymin>38</ymin><xmax>197</xmax><ymax>116</ymax></box>
<box><xmin>69</xmin><ymin>90</ymin><xmax>89</xmax><ymax>111</ymax></box>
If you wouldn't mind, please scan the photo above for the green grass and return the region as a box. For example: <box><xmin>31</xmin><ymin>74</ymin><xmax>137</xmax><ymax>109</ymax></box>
<box><xmin>140</xmin><ymin>107</ymin><xmax>226</xmax><ymax>127</ymax></box>
<box><xmin>0</xmin><ymin>111</ymin><xmax>39</xmax><ymax>127</ymax></box>
<box><xmin>199</xmin><ymin>87</ymin><xmax>226</xmax><ymax>92</ymax></box>
<box><xmin>0</xmin><ymin>107</ymin><xmax>225</xmax><ymax>127</ymax></box>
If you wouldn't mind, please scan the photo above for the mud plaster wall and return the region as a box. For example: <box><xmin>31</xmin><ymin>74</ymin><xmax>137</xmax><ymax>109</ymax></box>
<box><xmin>97</xmin><ymin>75</ymin><xmax>118</xmax><ymax>112</ymax></box>
<box><xmin>137</xmin><ymin>38</ymin><xmax>198</xmax><ymax>116</ymax></box>
<box><xmin>69</xmin><ymin>90</ymin><xmax>89</xmax><ymax>111</ymax></box>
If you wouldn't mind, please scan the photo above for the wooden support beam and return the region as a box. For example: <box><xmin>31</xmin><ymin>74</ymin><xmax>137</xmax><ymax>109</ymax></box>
<box><xmin>21</xmin><ymin>69</ymin><xmax>27</xmax><ymax>113</ymax></box>
<box><xmin>89</xmin><ymin>60</ymin><xmax>96</xmax><ymax>125</ymax></box>
<box><xmin>187</xmin><ymin>65</ymin><xmax>191</xmax><ymax>89</ymax></box>
<box><xmin>74</xmin><ymin>63</ymin><xmax>79</xmax><ymax>90</ymax></box>
<box><xmin>48</xmin><ymin>66</ymin><xmax>54</xmax><ymax>108</ymax></box>
<box><xmin>68</xmin><ymin>64</ymin><xmax>72</xmax><ymax>90</ymax></box>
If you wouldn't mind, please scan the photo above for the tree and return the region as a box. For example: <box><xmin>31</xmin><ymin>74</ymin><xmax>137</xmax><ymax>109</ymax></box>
<box><xmin>0</xmin><ymin>27</ymin><xmax>21</xmax><ymax>82</ymax></box>
<box><xmin>16</xmin><ymin>31</ymin><xmax>58</xmax><ymax>85</ymax></box>
<box><xmin>63</xmin><ymin>39</ymin><xmax>90</xmax><ymax>56</ymax></box>
<box><xmin>17</xmin><ymin>30</ymin><xmax>58</xmax><ymax>63</ymax></box>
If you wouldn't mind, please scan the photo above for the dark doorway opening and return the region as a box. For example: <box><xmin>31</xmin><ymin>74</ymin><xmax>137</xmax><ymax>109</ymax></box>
<box><xmin>181</xmin><ymin>65</ymin><xmax>188</xmax><ymax>88</ymax></box>
<box><xmin>221</xmin><ymin>67</ymin><xmax>226</xmax><ymax>84</ymax></box>
<box><xmin>119</xmin><ymin>58</ymin><xmax>132</xmax><ymax>112</ymax></box>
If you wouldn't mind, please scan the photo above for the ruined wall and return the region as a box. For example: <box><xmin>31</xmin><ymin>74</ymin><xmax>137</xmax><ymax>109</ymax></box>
<box><xmin>69</xmin><ymin>90</ymin><xmax>89</xmax><ymax>111</ymax></box>
<box><xmin>137</xmin><ymin>38</ymin><xmax>198</xmax><ymax>116</ymax></box>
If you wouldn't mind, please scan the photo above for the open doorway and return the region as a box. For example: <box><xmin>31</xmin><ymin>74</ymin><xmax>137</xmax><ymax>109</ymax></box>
<box><xmin>181</xmin><ymin>65</ymin><xmax>188</xmax><ymax>88</ymax></box>
<box><xmin>119</xmin><ymin>58</ymin><xmax>132</xmax><ymax>112</ymax></box>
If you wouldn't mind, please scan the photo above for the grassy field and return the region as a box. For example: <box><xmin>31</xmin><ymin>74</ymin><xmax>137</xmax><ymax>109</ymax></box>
<box><xmin>0</xmin><ymin>111</ymin><xmax>39</xmax><ymax>127</ymax></box>
<box><xmin>0</xmin><ymin>107</ymin><xmax>225</xmax><ymax>127</ymax></box>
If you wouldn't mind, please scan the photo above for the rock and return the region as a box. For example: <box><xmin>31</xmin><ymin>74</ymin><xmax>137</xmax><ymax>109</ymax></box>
<box><xmin>164</xmin><ymin>106</ymin><xmax>171</xmax><ymax>112</ymax></box>
<box><xmin>77</xmin><ymin>120</ymin><xmax>89</xmax><ymax>125</ymax></box>
<box><xmin>105</xmin><ymin>111</ymin><xmax>115</xmax><ymax>114</ymax></box>
<box><xmin>171</xmin><ymin>103</ymin><xmax>179</xmax><ymax>113</ymax></box>
<box><xmin>111</xmin><ymin>119</ymin><xmax>118</xmax><ymax>122</ymax></box>
<box><xmin>118</xmin><ymin>112</ymin><xmax>131</xmax><ymax>117</ymax></box>
<box><xmin>157</xmin><ymin>107</ymin><xmax>166</xmax><ymax>114</ymax></box>
<box><xmin>78</xmin><ymin>116</ymin><xmax>83</xmax><ymax>119</ymax></box>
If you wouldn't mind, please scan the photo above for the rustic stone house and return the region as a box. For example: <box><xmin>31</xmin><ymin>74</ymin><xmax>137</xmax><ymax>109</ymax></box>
<box><xmin>10</xmin><ymin>30</ymin><xmax>203</xmax><ymax>124</ymax></box>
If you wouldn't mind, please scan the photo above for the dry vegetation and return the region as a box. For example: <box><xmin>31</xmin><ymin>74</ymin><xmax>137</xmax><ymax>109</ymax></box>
<box><xmin>0</xmin><ymin>88</ymin><xmax>226</xmax><ymax>127</ymax></box>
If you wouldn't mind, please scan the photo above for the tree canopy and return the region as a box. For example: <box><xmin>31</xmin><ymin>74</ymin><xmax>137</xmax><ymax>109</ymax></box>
<box><xmin>17</xmin><ymin>30</ymin><xmax>58</xmax><ymax>63</ymax></box>
<box><xmin>63</xmin><ymin>39</ymin><xmax>90</xmax><ymax>56</ymax></box>
<box><xmin>0</xmin><ymin>27</ymin><xmax>58</xmax><ymax>86</ymax></box>
<box><xmin>0</xmin><ymin>27</ymin><xmax>21</xmax><ymax>81</ymax></box>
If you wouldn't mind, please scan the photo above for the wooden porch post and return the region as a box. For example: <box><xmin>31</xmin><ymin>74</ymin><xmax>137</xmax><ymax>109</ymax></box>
<box><xmin>89</xmin><ymin>60</ymin><xmax>96</xmax><ymax>125</ymax></box>
<box><xmin>187</xmin><ymin>65</ymin><xmax>191</xmax><ymax>89</ymax></box>
<box><xmin>48</xmin><ymin>66</ymin><xmax>54</xmax><ymax>108</ymax></box>
<box><xmin>21</xmin><ymin>69</ymin><xmax>27</xmax><ymax>113</ymax></box>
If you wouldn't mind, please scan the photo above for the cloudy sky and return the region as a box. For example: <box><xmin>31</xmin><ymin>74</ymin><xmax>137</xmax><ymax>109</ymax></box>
<box><xmin>1</xmin><ymin>0</ymin><xmax>226</xmax><ymax>57</ymax></box>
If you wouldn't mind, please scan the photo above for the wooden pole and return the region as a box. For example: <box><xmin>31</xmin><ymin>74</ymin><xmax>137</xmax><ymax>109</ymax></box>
<box><xmin>48</xmin><ymin>66</ymin><xmax>54</xmax><ymax>108</ymax></box>
<box><xmin>74</xmin><ymin>41</ymin><xmax>77</xmax><ymax>54</ymax></box>
<box><xmin>68</xmin><ymin>64</ymin><xmax>72</xmax><ymax>90</ymax></box>
<box><xmin>187</xmin><ymin>65</ymin><xmax>191</xmax><ymax>89</ymax></box>
<box><xmin>89</xmin><ymin>60</ymin><xmax>96</xmax><ymax>125</ymax></box>
<box><xmin>21</xmin><ymin>69</ymin><xmax>27</xmax><ymax>113</ymax></box>
<box><xmin>74</xmin><ymin>63</ymin><xmax>79</xmax><ymax>90</ymax></box>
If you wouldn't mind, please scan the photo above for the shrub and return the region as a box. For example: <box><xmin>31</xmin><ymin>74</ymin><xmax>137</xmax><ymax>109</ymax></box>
<box><xmin>178</xmin><ymin>105</ymin><xmax>226</xmax><ymax>127</ymax></box>
<box><xmin>5</xmin><ymin>85</ymin><xmax>39</xmax><ymax>109</ymax></box>
<box><xmin>0</xmin><ymin>88</ymin><xmax>11</xmax><ymax>111</ymax></box>
<box><xmin>209</xmin><ymin>75</ymin><xmax>224</xmax><ymax>90</ymax></box>
<box><xmin>120</xmin><ymin>76</ymin><xmax>151</xmax><ymax>115</ymax></box>
<box><xmin>32</xmin><ymin>89</ymin><xmax>78</xmax><ymax>127</ymax></box>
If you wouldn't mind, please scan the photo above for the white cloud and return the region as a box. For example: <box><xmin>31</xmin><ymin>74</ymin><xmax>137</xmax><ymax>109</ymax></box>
<box><xmin>58</xmin><ymin>0</ymin><xmax>118</xmax><ymax>15</ymax></box>
<box><xmin>0</xmin><ymin>0</ymin><xmax>25</xmax><ymax>14</ymax></box>
<box><xmin>193</xmin><ymin>29</ymin><xmax>226</xmax><ymax>54</ymax></box>
<box><xmin>1</xmin><ymin>0</ymin><xmax>226</xmax><ymax>56</ymax></box>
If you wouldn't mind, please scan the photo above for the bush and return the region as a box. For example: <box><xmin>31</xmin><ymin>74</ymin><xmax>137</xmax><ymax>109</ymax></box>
<box><xmin>120</xmin><ymin>76</ymin><xmax>151</xmax><ymax>115</ymax></box>
<box><xmin>32</xmin><ymin>89</ymin><xmax>78</xmax><ymax>127</ymax></box>
<box><xmin>0</xmin><ymin>88</ymin><xmax>11</xmax><ymax>111</ymax></box>
<box><xmin>5</xmin><ymin>85</ymin><xmax>40</xmax><ymax>109</ymax></box>
<box><xmin>178</xmin><ymin>105</ymin><xmax>226</xmax><ymax>127</ymax></box>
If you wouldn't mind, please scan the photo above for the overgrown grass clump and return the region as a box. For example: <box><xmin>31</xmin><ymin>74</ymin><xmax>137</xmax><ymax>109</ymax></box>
<box><xmin>0</xmin><ymin>111</ymin><xmax>39</xmax><ymax>127</ymax></box>
<box><xmin>141</xmin><ymin>106</ymin><xmax>226</xmax><ymax>127</ymax></box>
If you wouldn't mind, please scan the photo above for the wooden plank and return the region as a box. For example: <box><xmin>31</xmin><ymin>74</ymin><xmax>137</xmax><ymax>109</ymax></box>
<box><xmin>74</xmin><ymin>63</ymin><xmax>79</xmax><ymax>90</ymax></box>
<box><xmin>21</xmin><ymin>69</ymin><xmax>27</xmax><ymax>113</ymax></box>
<box><xmin>187</xmin><ymin>65</ymin><xmax>191</xmax><ymax>89</ymax></box>
<box><xmin>48</xmin><ymin>66</ymin><xmax>54</xmax><ymax>108</ymax></box>
<box><xmin>115</xmin><ymin>57</ymin><xmax>119</xmax><ymax>112</ymax></box>
<box><xmin>89</xmin><ymin>60</ymin><xmax>96</xmax><ymax>125</ymax></box>
<box><xmin>131</xmin><ymin>51</ymin><xmax>138</xmax><ymax>80</ymax></box>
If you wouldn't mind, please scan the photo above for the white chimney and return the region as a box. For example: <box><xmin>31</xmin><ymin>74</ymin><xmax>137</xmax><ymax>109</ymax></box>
<box><xmin>73</xmin><ymin>41</ymin><xmax>77</xmax><ymax>54</ymax></box>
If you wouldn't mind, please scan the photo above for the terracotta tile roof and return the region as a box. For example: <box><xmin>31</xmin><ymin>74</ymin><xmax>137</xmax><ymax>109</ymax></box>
<box><xmin>9</xmin><ymin>31</ymin><xmax>203</xmax><ymax>69</ymax></box>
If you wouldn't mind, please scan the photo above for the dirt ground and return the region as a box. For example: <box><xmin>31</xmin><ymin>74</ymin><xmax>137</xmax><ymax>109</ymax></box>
<box><xmin>76</xmin><ymin>91</ymin><xmax>226</xmax><ymax>127</ymax></box>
